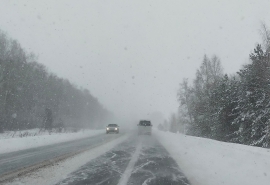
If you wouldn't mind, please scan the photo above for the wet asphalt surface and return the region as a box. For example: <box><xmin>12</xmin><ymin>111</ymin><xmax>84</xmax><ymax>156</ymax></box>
<box><xmin>0</xmin><ymin>134</ymin><xmax>121</xmax><ymax>177</ymax></box>
<box><xmin>56</xmin><ymin>135</ymin><xmax>190</xmax><ymax>185</ymax></box>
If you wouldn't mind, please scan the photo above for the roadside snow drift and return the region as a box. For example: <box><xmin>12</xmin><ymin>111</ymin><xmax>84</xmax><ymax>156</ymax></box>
<box><xmin>155</xmin><ymin>130</ymin><xmax>270</xmax><ymax>185</ymax></box>
<box><xmin>0</xmin><ymin>129</ymin><xmax>103</xmax><ymax>154</ymax></box>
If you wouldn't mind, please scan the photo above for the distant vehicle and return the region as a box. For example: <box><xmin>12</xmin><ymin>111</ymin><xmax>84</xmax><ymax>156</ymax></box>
<box><xmin>106</xmin><ymin>124</ymin><xmax>119</xmax><ymax>134</ymax></box>
<box><xmin>138</xmin><ymin>120</ymin><xmax>152</xmax><ymax>135</ymax></box>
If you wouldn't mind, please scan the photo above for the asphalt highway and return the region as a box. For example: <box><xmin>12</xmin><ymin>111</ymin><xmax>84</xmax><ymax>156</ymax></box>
<box><xmin>0</xmin><ymin>133</ymin><xmax>122</xmax><ymax>178</ymax></box>
<box><xmin>56</xmin><ymin>135</ymin><xmax>190</xmax><ymax>185</ymax></box>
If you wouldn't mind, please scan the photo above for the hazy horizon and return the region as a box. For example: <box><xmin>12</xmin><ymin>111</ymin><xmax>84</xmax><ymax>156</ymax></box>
<box><xmin>1</xmin><ymin>0</ymin><xmax>270</xmax><ymax>124</ymax></box>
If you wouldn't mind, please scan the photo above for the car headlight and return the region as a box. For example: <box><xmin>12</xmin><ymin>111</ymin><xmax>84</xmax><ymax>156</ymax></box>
<box><xmin>106</xmin><ymin>128</ymin><xmax>109</xmax><ymax>130</ymax></box>
<box><xmin>115</xmin><ymin>128</ymin><xmax>118</xmax><ymax>130</ymax></box>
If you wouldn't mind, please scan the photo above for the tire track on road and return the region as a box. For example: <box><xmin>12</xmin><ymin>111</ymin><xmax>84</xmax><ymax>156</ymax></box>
<box><xmin>127</xmin><ymin>136</ymin><xmax>190</xmax><ymax>185</ymax></box>
<box><xmin>56</xmin><ymin>135</ymin><xmax>190</xmax><ymax>185</ymax></box>
<box><xmin>56</xmin><ymin>138</ymin><xmax>136</xmax><ymax>185</ymax></box>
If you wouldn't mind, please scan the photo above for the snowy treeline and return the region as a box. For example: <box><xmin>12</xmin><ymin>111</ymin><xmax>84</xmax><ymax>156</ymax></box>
<box><xmin>164</xmin><ymin>25</ymin><xmax>270</xmax><ymax>148</ymax></box>
<box><xmin>0</xmin><ymin>30</ymin><xmax>112</xmax><ymax>132</ymax></box>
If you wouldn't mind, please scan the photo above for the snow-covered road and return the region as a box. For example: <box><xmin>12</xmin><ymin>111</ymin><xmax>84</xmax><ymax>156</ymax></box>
<box><xmin>56</xmin><ymin>135</ymin><xmax>189</xmax><ymax>185</ymax></box>
<box><xmin>3</xmin><ymin>132</ymin><xmax>190</xmax><ymax>185</ymax></box>
<box><xmin>3</xmin><ymin>129</ymin><xmax>270</xmax><ymax>185</ymax></box>
<box><xmin>0</xmin><ymin>133</ymin><xmax>123</xmax><ymax>182</ymax></box>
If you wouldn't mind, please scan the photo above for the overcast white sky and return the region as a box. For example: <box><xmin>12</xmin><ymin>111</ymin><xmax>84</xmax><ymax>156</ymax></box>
<box><xmin>0</xmin><ymin>0</ymin><xmax>270</xmax><ymax>123</ymax></box>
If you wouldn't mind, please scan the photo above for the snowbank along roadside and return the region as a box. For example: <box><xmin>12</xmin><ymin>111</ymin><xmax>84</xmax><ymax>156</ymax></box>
<box><xmin>154</xmin><ymin>130</ymin><xmax>270</xmax><ymax>185</ymax></box>
<box><xmin>0</xmin><ymin>129</ymin><xmax>104</xmax><ymax>154</ymax></box>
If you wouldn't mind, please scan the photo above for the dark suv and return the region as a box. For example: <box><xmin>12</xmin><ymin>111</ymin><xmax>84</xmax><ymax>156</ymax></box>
<box><xmin>106</xmin><ymin>124</ymin><xmax>119</xmax><ymax>134</ymax></box>
<box><xmin>138</xmin><ymin>120</ymin><xmax>152</xmax><ymax>135</ymax></box>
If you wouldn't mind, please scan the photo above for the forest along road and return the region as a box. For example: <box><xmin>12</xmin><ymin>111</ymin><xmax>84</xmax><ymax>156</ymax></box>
<box><xmin>0</xmin><ymin>133</ymin><xmax>122</xmax><ymax>180</ymax></box>
<box><xmin>56</xmin><ymin>135</ymin><xmax>190</xmax><ymax>185</ymax></box>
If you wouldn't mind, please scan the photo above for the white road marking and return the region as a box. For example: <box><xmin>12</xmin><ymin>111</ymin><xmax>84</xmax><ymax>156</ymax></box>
<box><xmin>117</xmin><ymin>138</ymin><xmax>142</xmax><ymax>185</ymax></box>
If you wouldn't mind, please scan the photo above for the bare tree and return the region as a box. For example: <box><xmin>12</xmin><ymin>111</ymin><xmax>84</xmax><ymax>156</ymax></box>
<box><xmin>260</xmin><ymin>22</ymin><xmax>270</xmax><ymax>53</ymax></box>
<box><xmin>177</xmin><ymin>78</ymin><xmax>193</xmax><ymax>125</ymax></box>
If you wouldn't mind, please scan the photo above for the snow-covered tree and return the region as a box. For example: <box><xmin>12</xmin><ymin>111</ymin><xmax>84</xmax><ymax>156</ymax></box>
<box><xmin>0</xmin><ymin>30</ymin><xmax>112</xmax><ymax>131</ymax></box>
<box><xmin>233</xmin><ymin>45</ymin><xmax>270</xmax><ymax>147</ymax></box>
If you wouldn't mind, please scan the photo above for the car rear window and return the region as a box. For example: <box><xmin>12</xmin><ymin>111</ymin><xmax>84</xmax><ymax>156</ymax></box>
<box><xmin>139</xmin><ymin>121</ymin><xmax>151</xmax><ymax>126</ymax></box>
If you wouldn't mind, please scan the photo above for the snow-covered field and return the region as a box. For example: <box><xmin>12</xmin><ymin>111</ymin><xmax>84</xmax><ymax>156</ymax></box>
<box><xmin>0</xmin><ymin>129</ymin><xmax>104</xmax><ymax>154</ymax></box>
<box><xmin>155</xmin><ymin>130</ymin><xmax>270</xmax><ymax>185</ymax></box>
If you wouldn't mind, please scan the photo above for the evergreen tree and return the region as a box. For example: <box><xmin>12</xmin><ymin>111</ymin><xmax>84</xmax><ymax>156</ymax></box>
<box><xmin>209</xmin><ymin>75</ymin><xmax>239</xmax><ymax>141</ymax></box>
<box><xmin>234</xmin><ymin>45</ymin><xmax>270</xmax><ymax>146</ymax></box>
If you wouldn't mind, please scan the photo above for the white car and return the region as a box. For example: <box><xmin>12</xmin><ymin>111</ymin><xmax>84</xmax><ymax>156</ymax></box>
<box><xmin>106</xmin><ymin>124</ymin><xmax>119</xmax><ymax>134</ymax></box>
